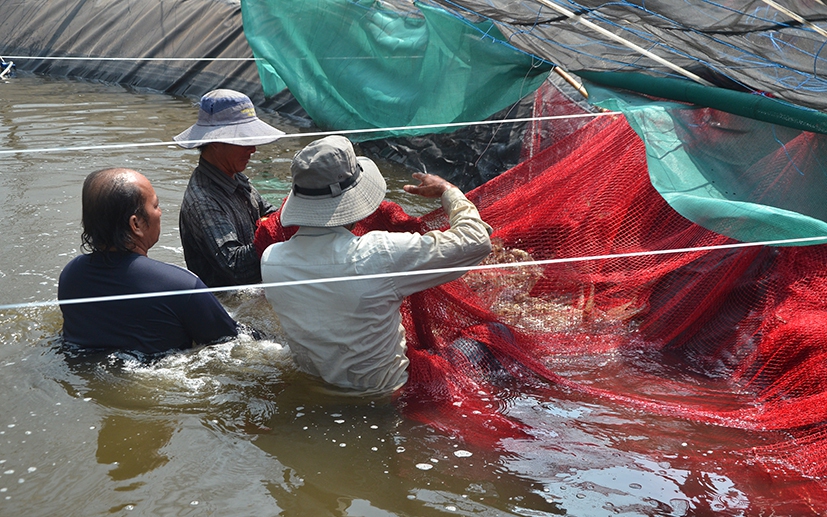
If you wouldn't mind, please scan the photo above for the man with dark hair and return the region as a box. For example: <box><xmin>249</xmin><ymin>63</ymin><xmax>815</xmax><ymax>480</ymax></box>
<box><xmin>174</xmin><ymin>89</ymin><xmax>285</xmax><ymax>287</ymax></box>
<box><xmin>58</xmin><ymin>168</ymin><xmax>239</xmax><ymax>355</ymax></box>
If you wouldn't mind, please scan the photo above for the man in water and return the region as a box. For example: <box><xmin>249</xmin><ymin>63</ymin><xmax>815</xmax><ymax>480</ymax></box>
<box><xmin>58</xmin><ymin>168</ymin><xmax>239</xmax><ymax>355</ymax></box>
<box><xmin>174</xmin><ymin>89</ymin><xmax>285</xmax><ymax>288</ymax></box>
<box><xmin>260</xmin><ymin>135</ymin><xmax>492</xmax><ymax>395</ymax></box>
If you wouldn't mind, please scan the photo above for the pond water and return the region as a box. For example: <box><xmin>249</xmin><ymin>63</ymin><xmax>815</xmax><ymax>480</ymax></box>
<box><xmin>1</xmin><ymin>73</ymin><xmax>826</xmax><ymax>516</ymax></box>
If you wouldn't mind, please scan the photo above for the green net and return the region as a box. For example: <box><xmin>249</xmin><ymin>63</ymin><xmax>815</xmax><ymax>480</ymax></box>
<box><xmin>588</xmin><ymin>84</ymin><xmax>827</xmax><ymax>245</ymax></box>
<box><xmin>241</xmin><ymin>0</ymin><xmax>552</xmax><ymax>139</ymax></box>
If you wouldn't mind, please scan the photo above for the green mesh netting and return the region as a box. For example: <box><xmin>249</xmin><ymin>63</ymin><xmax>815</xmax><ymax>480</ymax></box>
<box><xmin>587</xmin><ymin>84</ymin><xmax>827</xmax><ymax>245</ymax></box>
<box><xmin>241</xmin><ymin>0</ymin><xmax>552</xmax><ymax>139</ymax></box>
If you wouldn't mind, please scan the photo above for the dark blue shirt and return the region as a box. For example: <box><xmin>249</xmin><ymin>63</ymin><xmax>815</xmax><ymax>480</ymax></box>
<box><xmin>58</xmin><ymin>251</ymin><xmax>238</xmax><ymax>355</ymax></box>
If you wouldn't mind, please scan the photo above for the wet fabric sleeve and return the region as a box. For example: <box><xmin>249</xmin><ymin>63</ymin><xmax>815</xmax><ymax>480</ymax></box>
<box><xmin>181</xmin><ymin>199</ymin><xmax>262</xmax><ymax>286</ymax></box>
<box><xmin>178</xmin><ymin>285</ymin><xmax>240</xmax><ymax>346</ymax></box>
<box><xmin>389</xmin><ymin>187</ymin><xmax>493</xmax><ymax>297</ymax></box>
<box><xmin>257</xmin><ymin>190</ymin><xmax>278</xmax><ymax>218</ymax></box>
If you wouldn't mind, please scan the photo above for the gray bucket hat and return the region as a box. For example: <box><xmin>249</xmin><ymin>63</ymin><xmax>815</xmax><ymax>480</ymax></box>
<box><xmin>173</xmin><ymin>89</ymin><xmax>284</xmax><ymax>148</ymax></box>
<box><xmin>281</xmin><ymin>136</ymin><xmax>387</xmax><ymax>227</ymax></box>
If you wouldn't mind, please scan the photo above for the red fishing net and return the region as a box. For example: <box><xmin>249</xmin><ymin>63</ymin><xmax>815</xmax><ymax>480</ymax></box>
<box><xmin>255</xmin><ymin>89</ymin><xmax>827</xmax><ymax>483</ymax></box>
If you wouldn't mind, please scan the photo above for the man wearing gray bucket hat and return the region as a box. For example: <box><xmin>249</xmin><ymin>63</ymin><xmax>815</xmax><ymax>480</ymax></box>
<box><xmin>174</xmin><ymin>89</ymin><xmax>285</xmax><ymax>287</ymax></box>
<box><xmin>261</xmin><ymin>135</ymin><xmax>492</xmax><ymax>395</ymax></box>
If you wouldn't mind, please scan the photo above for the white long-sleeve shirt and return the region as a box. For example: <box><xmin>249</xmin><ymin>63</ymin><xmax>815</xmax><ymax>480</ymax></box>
<box><xmin>260</xmin><ymin>187</ymin><xmax>492</xmax><ymax>395</ymax></box>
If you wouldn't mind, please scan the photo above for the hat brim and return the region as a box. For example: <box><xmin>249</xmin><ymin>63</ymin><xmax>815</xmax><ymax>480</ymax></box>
<box><xmin>280</xmin><ymin>156</ymin><xmax>387</xmax><ymax>227</ymax></box>
<box><xmin>173</xmin><ymin>118</ymin><xmax>284</xmax><ymax>148</ymax></box>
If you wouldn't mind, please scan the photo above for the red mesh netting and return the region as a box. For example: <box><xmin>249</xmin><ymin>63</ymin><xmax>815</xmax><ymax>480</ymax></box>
<box><xmin>255</xmin><ymin>106</ymin><xmax>827</xmax><ymax>481</ymax></box>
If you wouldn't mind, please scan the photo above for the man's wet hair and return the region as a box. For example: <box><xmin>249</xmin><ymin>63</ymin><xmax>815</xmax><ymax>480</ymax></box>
<box><xmin>80</xmin><ymin>168</ymin><xmax>147</xmax><ymax>253</ymax></box>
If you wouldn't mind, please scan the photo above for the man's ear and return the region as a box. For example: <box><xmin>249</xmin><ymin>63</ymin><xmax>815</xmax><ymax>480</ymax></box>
<box><xmin>129</xmin><ymin>214</ymin><xmax>144</xmax><ymax>235</ymax></box>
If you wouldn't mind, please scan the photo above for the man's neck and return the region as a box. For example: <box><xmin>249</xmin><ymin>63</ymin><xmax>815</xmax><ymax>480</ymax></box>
<box><xmin>200</xmin><ymin>149</ymin><xmax>236</xmax><ymax>178</ymax></box>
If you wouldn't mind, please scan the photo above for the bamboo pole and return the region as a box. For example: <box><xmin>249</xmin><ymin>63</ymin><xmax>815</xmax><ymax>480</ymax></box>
<box><xmin>761</xmin><ymin>0</ymin><xmax>827</xmax><ymax>40</ymax></box>
<box><xmin>553</xmin><ymin>66</ymin><xmax>589</xmax><ymax>98</ymax></box>
<box><xmin>534</xmin><ymin>0</ymin><xmax>714</xmax><ymax>87</ymax></box>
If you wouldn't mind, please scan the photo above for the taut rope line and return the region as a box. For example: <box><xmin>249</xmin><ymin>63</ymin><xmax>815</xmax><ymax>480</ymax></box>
<box><xmin>0</xmin><ymin>112</ymin><xmax>616</xmax><ymax>156</ymax></box>
<box><xmin>2</xmin><ymin>235</ymin><xmax>825</xmax><ymax>311</ymax></box>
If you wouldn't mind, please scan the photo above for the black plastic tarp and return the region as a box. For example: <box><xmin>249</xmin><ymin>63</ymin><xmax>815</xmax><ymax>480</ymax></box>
<box><xmin>0</xmin><ymin>0</ymin><xmax>303</xmax><ymax>115</ymax></box>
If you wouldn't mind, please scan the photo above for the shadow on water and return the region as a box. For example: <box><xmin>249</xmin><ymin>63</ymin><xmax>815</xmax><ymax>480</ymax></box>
<box><xmin>96</xmin><ymin>414</ymin><xmax>174</xmax><ymax>482</ymax></box>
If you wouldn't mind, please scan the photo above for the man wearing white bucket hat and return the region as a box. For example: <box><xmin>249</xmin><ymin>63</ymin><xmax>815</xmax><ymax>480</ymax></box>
<box><xmin>261</xmin><ymin>135</ymin><xmax>492</xmax><ymax>395</ymax></box>
<box><xmin>174</xmin><ymin>89</ymin><xmax>285</xmax><ymax>288</ymax></box>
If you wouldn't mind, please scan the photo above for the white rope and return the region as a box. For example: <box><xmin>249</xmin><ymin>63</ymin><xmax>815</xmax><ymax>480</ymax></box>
<box><xmin>2</xmin><ymin>55</ymin><xmax>414</xmax><ymax>62</ymax></box>
<box><xmin>0</xmin><ymin>112</ymin><xmax>618</xmax><ymax>156</ymax></box>
<box><xmin>2</xmin><ymin>234</ymin><xmax>825</xmax><ymax>311</ymax></box>
<box><xmin>0</xmin><ymin>60</ymin><xmax>13</xmax><ymax>80</ymax></box>
<box><xmin>2</xmin><ymin>55</ymin><xmax>259</xmax><ymax>62</ymax></box>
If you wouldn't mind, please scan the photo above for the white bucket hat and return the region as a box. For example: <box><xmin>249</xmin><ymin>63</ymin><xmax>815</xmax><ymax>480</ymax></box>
<box><xmin>281</xmin><ymin>136</ymin><xmax>387</xmax><ymax>227</ymax></box>
<box><xmin>173</xmin><ymin>89</ymin><xmax>284</xmax><ymax>148</ymax></box>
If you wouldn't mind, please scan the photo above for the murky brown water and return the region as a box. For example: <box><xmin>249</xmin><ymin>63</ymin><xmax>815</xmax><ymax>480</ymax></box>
<box><xmin>2</xmin><ymin>73</ymin><xmax>826</xmax><ymax>516</ymax></box>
